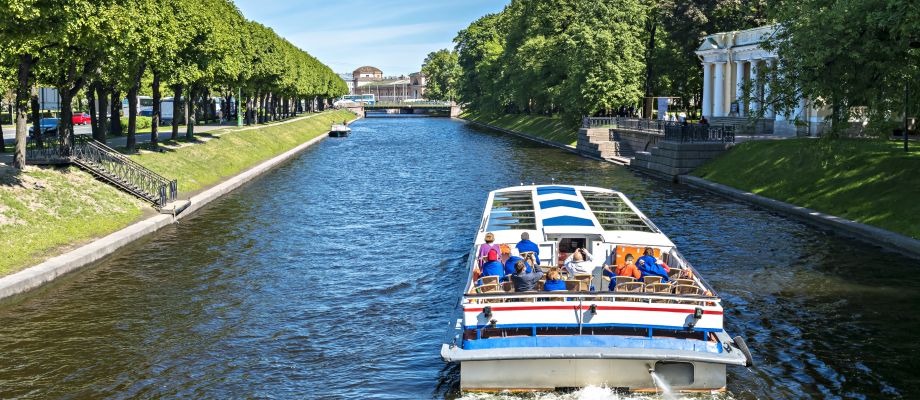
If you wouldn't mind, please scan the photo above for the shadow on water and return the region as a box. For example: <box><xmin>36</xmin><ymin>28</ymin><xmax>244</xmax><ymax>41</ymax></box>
<box><xmin>0</xmin><ymin>117</ymin><xmax>919</xmax><ymax>399</ymax></box>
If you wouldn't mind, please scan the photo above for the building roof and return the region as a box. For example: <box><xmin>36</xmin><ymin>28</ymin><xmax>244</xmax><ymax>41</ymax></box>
<box><xmin>353</xmin><ymin>66</ymin><xmax>382</xmax><ymax>74</ymax></box>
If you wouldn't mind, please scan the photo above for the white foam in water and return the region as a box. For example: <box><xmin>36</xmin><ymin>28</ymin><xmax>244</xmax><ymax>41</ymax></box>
<box><xmin>649</xmin><ymin>371</ymin><xmax>676</xmax><ymax>400</ymax></box>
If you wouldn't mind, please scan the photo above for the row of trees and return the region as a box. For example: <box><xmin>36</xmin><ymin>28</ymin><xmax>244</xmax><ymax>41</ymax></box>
<box><xmin>429</xmin><ymin>0</ymin><xmax>917</xmax><ymax>134</ymax></box>
<box><xmin>423</xmin><ymin>0</ymin><xmax>768</xmax><ymax>126</ymax></box>
<box><xmin>0</xmin><ymin>0</ymin><xmax>347</xmax><ymax>169</ymax></box>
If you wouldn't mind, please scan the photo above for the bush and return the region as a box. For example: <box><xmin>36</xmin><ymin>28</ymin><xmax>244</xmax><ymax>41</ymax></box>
<box><xmin>119</xmin><ymin>116</ymin><xmax>152</xmax><ymax>132</ymax></box>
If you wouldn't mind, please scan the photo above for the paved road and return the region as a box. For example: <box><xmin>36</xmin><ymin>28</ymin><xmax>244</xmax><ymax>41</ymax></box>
<box><xmin>1</xmin><ymin>123</ymin><xmax>227</xmax><ymax>148</ymax></box>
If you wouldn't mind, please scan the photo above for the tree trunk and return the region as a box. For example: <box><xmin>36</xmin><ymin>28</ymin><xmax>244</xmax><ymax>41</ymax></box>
<box><xmin>171</xmin><ymin>84</ymin><xmax>181</xmax><ymax>140</ymax></box>
<box><xmin>87</xmin><ymin>83</ymin><xmax>98</xmax><ymax>140</ymax></box>
<box><xmin>110</xmin><ymin>89</ymin><xmax>122</xmax><ymax>136</ymax></box>
<box><xmin>12</xmin><ymin>54</ymin><xmax>34</xmax><ymax>169</ymax></box>
<box><xmin>96</xmin><ymin>86</ymin><xmax>109</xmax><ymax>144</ymax></box>
<box><xmin>186</xmin><ymin>86</ymin><xmax>196</xmax><ymax>140</ymax></box>
<box><xmin>245</xmin><ymin>95</ymin><xmax>252</xmax><ymax>125</ymax></box>
<box><xmin>30</xmin><ymin>87</ymin><xmax>40</xmax><ymax>148</ymax></box>
<box><xmin>58</xmin><ymin>89</ymin><xmax>75</xmax><ymax>156</ymax></box>
<box><xmin>126</xmin><ymin>62</ymin><xmax>145</xmax><ymax>152</ymax></box>
<box><xmin>150</xmin><ymin>71</ymin><xmax>160</xmax><ymax>148</ymax></box>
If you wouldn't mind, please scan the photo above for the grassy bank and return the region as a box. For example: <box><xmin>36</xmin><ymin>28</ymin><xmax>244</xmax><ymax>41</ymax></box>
<box><xmin>0</xmin><ymin>166</ymin><xmax>146</xmax><ymax>276</ymax></box>
<box><xmin>133</xmin><ymin>110</ymin><xmax>356</xmax><ymax>192</ymax></box>
<box><xmin>462</xmin><ymin>111</ymin><xmax>577</xmax><ymax>146</ymax></box>
<box><xmin>0</xmin><ymin>110</ymin><xmax>355</xmax><ymax>277</ymax></box>
<box><xmin>693</xmin><ymin>138</ymin><xmax>920</xmax><ymax>239</ymax></box>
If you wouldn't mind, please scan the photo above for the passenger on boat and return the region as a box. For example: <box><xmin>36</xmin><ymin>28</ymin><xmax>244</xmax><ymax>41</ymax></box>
<box><xmin>515</xmin><ymin>232</ymin><xmax>541</xmax><ymax>265</ymax></box>
<box><xmin>480</xmin><ymin>249</ymin><xmax>506</xmax><ymax>279</ymax></box>
<box><xmin>563</xmin><ymin>248</ymin><xmax>595</xmax><ymax>276</ymax></box>
<box><xmin>602</xmin><ymin>253</ymin><xmax>641</xmax><ymax>290</ymax></box>
<box><xmin>478</xmin><ymin>232</ymin><xmax>501</xmax><ymax>266</ymax></box>
<box><xmin>503</xmin><ymin>248</ymin><xmax>532</xmax><ymax>276</ymax></box>
<box><xmin>511</xmin><ymin>260</ymin><xmax>543</xmax><ymax>292</ymax></box>
<box><xmin>636</xmin><ymin>247</ymin><xmax>670</xmax><ymax>282</ymax></box>
<box><xmin>543</xmin><ymin>268</ymin><xmax>566</xmax><ymax>291</ymax></box>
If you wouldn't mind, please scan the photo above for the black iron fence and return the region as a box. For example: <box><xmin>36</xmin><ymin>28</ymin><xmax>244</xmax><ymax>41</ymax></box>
<box><xmin>26</xmin><ymin>135</ymin><xmax>178</xmax><ymax>207</ymax></box>
<box><xmin>664</xmin><ymin>124</ymin><xmax>735</xmax><ymax>143</ymax></box>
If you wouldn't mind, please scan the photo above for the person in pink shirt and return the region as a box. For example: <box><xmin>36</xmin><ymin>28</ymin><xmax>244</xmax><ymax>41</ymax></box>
<box><xmin>478</xmin><ymin>232</ymin><xmax>500</xmax><ymax>267</ymax></box>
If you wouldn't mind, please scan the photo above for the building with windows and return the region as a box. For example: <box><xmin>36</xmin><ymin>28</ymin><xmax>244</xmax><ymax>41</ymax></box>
<box><xmin>349</xmin><ymin>66</ymin><xmax>426</xmax><ymax>102</ymax></box>
<box><xmin>696</xmin><ymin>25</ymin><xmax>827</xmax><ymax>136</ymax></box>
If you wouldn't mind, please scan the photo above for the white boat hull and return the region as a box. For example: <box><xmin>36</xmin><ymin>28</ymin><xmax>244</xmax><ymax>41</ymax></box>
<box><xmin>459</xmin><ymin>358</ymin><xmax>725</xmax><ymax>392</ymax></box>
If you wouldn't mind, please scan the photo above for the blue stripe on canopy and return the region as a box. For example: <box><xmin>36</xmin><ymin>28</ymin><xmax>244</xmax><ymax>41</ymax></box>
<box><xmin>536</xmin><ymin>186</ymin><xmax>577</xmax><ymax>196</ymax></box>
<box><xmin>542</xmin><ymin>215</ymin><xmax>595</xmax><ymax>227</ymax></box>
<box><xmin>539</xmin><ymin>199</ymin><xmax>585</xmax><ymax>210</ymax></box>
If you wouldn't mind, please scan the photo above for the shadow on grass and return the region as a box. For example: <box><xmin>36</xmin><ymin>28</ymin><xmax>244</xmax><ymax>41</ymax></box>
<box><xmin>0</xmin><ymin>164</ymin><xmax>22</xmax><ymax>187</ymax></box>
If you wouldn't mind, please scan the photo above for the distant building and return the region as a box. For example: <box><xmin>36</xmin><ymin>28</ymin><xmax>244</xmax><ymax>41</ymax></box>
<box><xmin>350</xmin><ymin>66</ymin><xmax>426</xmax><ymax>102</ymax></box>
<box><xmin>338</xmin><ymin>73</ymin><xmax>356</xmax><ymax>95</ymax></box>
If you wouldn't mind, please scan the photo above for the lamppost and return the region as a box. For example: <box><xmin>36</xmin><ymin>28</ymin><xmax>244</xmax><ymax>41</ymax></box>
<box><xmin>906</xmin><ymin>40</ymin><xmax>920</xmax><ymax>152</ymax></box>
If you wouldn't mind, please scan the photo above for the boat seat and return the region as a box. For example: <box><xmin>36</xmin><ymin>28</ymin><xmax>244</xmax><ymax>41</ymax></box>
<box><xmin>673</xmin><ymin>278</ymin><xmax>696</xmax><ymax>287</ymax></box>
<box><xmin>674</xmin><ymin>284</ymin><xmax>702</xmax><ymax>296</ymax></box>
<box><xmin>535</xmin><ymin>281</ymin><xmax>544</xmax><ymax>291</ymax></box>
<box><xmin>573</xmin><ymin>274</ymin><xmax>592</xmax><ymax>290</ymax></box>
<box><xmin>501</xmin><ymin>281</ymin><xmax>513</xmax><ymax>292</ymax></box>
<box><xmin>667</xmin><ymin>269</ymin><xmax>682</xmax><ymax>280</ymax></box>
<box><xmin>480</xmin><ymin>276</ymin><xmax>500</xmax><ymax>286</ymax></box>
<box><xmin>616</xmin><ymin>282</ymin><xmax>645</xmax><ymax>292</ymax></box>
<box><xmin>615</xmin><ymin>276</ymin><xmax>637</xmax><ymax>286</ymax></box>
<box><xmin>643</xmin><ymin>276</ymin><xmax>662</xmax><ymax>285</ymax></box>
<box><xmin>645</xmin><ymin>283</ymin><xmax>673</xmax><ymax>302</ymax></box>
<box><xmin>564</xmin><ymin>280</ymin><xmax>582</xmax><ymax>291</ymax></box>
<box><xmin>475</xmin><ymin>283</ymin><xmax>500</xmax><ymax>293</ymax></box>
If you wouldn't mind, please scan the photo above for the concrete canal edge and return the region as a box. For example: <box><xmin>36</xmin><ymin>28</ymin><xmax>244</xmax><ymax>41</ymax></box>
<box><xmin>0</xmin><ymin>117</ymin><xmax>357</xmax><ymax>301</ymax></box>
<box><xmin>679</xmin><ymin>175</ymin><xmax>920</xmax><ymax>259</ymax></box>
<box><xmin>461</xmin><ymin>119</ymin><xmax>608</xmax><ymax>163</ymax></box>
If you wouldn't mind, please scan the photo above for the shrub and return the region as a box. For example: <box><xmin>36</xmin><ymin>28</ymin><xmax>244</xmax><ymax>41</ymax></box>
<box><xmin>120</xmin><ymin>116</ymin><xmax>152</xmax><ymax>132</ymax></box>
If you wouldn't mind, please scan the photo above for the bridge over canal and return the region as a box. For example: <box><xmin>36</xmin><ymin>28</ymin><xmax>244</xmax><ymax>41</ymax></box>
<box><xmin>360</xmin><ymin>101</ymin><xmax>460</xmax><ymax>118</ymax></box>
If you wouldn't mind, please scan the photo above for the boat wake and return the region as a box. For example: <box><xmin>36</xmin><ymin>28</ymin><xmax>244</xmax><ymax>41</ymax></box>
<box><xmin>456</xmin><ymin>386</ymin><xmax>735</xmax><ymax>400</ymax></box>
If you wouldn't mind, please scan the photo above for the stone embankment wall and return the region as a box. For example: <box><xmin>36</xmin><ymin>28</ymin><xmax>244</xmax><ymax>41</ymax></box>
<box><xmin>630</xmin><ymin>141</ymin><xmax>731</xmax><ymax>179</ymax></box>
<box><xmin>576</xmin><ymin>128</ymin><xmax>662</xmax><ymax>163</ymax></box>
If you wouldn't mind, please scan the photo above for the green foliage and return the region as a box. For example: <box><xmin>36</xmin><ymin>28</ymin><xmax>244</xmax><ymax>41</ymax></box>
<box><xmin>462</xmin><ymin>110</ymin><xmax>577</xmax><ymax>146</ymax></box>
<box><xmin>421</xmin><ymin>49</ymin><xmax>461</xmax><ymax>101</ymax></box>
<box><xmin>454</xmin><ymin>0</ymin><xmax>648</xmax><ymax>126</ymax></box>
<box><xmin>763</xmin><ymin>0</ymin><xmax>919</xmax><ymax>132</ymax></box>
<box><xmin>133</xmin><ymin>110</ymin><xmax>356</xmax><ymax>191</ymax></box>
<box><xmin>120</xmin><ymin>116</ymin><xmax>152</xmax><ymax>131</ymax></box>
<box><xmin>693</xmin><ymin>138</ymin><xmax>920</xmax><ymax>239</ymax></box>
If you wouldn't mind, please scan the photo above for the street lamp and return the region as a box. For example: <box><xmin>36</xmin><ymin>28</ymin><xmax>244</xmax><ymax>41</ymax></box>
<box><xmin>906</xmin><ymin>40</ymin><xmax>920</xmax><ymax>152</ymax></box>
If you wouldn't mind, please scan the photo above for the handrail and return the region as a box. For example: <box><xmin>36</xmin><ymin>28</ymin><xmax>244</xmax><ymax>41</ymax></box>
<box><xmin>463</xmin><ymin>291</ymin><xmax>721</xmax><ymax>306</ymax></box>
<box><xmin>26</xmin><ymin>135</ymin><xmax>178</xmax><ymax>207</ymax></box>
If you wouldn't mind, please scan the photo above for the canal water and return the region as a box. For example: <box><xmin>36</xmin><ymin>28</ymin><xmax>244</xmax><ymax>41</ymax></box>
<box><xmin>1</xmin><ymin>117</ymin><xmax>918</xmax><ymax>399</ymax></box>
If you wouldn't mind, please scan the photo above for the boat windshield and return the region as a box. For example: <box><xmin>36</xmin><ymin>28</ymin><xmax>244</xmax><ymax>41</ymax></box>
<box><xmin>486</xmin><ymin>190</ymin><xmax>536</xmax><ymax>231</ymax></box>
<box><xmin>582</xmin><ymin>191</ymin><xmax>657</xmax><ymax>232</ymax></box>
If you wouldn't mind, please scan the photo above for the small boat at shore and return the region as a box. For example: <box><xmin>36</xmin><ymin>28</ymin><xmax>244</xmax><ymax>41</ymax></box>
<box><xmin>330</xmin><ymin>123</ymin><xmax>351</xmax><ymax>137</ymax></box>
<box><xmin>441</xmin><ymin>184</ymin><xmax>753</xmax><ymax>393</ymax></box>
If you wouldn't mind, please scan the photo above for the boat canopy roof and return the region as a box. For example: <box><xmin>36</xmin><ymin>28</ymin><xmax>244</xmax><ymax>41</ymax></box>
<box><xmin>476</xmin><ymin>185</ymin><xmax>675</xmax><ymax>247</ymax></box>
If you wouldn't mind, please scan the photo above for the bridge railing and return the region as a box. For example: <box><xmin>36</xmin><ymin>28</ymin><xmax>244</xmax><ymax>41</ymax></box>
<box><xmin>585</xmin><ymin>117</ymin><xmax>679</xmax><ymax>133</ymax></box>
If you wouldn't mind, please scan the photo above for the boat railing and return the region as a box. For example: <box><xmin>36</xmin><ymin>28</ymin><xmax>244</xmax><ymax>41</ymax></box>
<box><xmin>462</xmin><ymin>291</ymin><xmax>720</xmax><ymax>307</ymax></box>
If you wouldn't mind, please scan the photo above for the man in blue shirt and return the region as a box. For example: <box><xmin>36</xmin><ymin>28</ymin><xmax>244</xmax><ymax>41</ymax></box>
<box><xmin>480</xmin><ymin>249</ymin><xmax>506</xmax><ymax>279</ymax></box>
<box><xmin>515</xmin><ymin>232</ymin><xmax>541</xmax><ymax>265</ymax></box>
<box><xmin>636</xmin><ymin>247</ymin><xmax>669</xmax><ymax>282</ymax></box>
<box><xmin>504</xmin><ymin>248</ymin><xmax>532</xmax><ymax>276</ymax></box>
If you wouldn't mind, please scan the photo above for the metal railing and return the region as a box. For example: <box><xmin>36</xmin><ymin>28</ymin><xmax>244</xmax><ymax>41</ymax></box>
<box><xmin>664</xmin><ymin>124</ymin><xmax>735</xmax><ymax>143</ymax></box>
<box><xmin>27</xmin><ymin>135</ymin><xmax>178</xmax><ymax>207</ymax></box>
<box><xmin>584</xmin><ymin>117</ymin><xmax>679</xmax><ymax>134</ymax></box>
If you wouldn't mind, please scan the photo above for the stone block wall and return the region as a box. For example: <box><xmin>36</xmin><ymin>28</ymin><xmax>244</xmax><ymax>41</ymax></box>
<box><xmin>630</xmin><ymin>141</ymin><xmax>731</xmax><ymax>178</ymax></box>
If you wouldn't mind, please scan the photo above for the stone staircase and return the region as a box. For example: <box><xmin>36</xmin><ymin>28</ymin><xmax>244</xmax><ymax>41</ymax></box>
<box><xmin>27</xmin><ymin>136</ymin><xmax>178</xmax><ymax>208</ymax></box>
<box><xmin>577</xmin><ymin>128</ymin><xmax>633</xmax><ymax>161</ymax></box>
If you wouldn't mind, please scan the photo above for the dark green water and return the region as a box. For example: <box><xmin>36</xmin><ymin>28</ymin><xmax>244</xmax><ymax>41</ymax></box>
<box><xmin>0</xmin><ymin>117</ymin><xmax>918</xmax><ymax>399</ymax></box>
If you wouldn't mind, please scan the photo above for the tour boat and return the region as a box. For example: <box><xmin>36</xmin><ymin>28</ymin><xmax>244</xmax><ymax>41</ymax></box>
<box><xmin>441</xmin><ymin>185</ymin><xmax>753</xmax><ymax>392</ymax></box>
<box><xmin>329</xmin><ymin>124</ymin><xmax>351</xmax><ymax>137</ymax></box>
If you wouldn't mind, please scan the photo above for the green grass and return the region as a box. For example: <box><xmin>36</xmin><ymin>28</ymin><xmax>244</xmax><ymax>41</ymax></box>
<box><xmin>0</xmin><ymin>166</ymin><xmax>146</xmax><ymax>276</ymax></box>
<box><xmin>462</xmin><ymin>111</ymin><xmax>578</xmax><ymax>146</ymax></box>
<box><xmin>132</xmin><ymin>110</ymin><xmax>356</xmax><ymax>192</ymax></box>
<box><xmin>693</xmin><ymin>138</ymin><xmax>920</xmax><ymax>239</ymax></box>
<box><xmin>0</xmin><ymin>110</ymin><xmax>356</xmax><ymax>277</ymax></box>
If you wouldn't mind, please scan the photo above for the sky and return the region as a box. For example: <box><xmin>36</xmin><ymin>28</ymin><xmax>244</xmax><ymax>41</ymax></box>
<box><xmin>234</xmin><ymin>0</ymin><xmax>508</xmax><ymax>77</ymax></box>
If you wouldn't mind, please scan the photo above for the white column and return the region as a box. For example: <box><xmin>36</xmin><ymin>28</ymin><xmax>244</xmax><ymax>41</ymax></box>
<box><xmin>713</xmin><ymin>61</ymin><xmax>726</xmax><ymax>117</ymax></box>
<box><xmin>764</xmin><ymin>58</ymin><xmax>775</xmax><ymax>119</ymax></box>
<box><xmin>749</xmin><ymin>60</ymin><xmax>760</xmax><ymax>114</ymax></box>
<box><xmin>735</xmin><ymin>61</ymin><xmax>745</xmax><ymax>116</ymax></box>
<box><xmin>702</xmin><ymin>63</ymin><xmax>712</xmax><ymax>118</ymax></box>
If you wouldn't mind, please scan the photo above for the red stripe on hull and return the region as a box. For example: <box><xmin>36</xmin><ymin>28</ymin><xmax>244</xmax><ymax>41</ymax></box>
<box><xmin>464</xmin><ymin>305</ymin><xmax>723</xmax><ymax>315</ymax></box>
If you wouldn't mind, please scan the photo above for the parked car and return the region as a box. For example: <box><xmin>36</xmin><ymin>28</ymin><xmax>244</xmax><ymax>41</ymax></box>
<box><xmin>28</xmin><ymin>118</ymin><xmax>60</xmax><ymax>137</ymax></box>
<box><xmin>72</xmin><ymin>112</ymin><xmax>91</xmax><ymax>125</ymax></box>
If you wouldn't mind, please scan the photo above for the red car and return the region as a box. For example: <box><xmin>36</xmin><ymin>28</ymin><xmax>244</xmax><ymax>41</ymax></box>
<box><xmin>72</xmin><ymin>112</ymin><xmax>91</xmax><ymax>125</ymax></box>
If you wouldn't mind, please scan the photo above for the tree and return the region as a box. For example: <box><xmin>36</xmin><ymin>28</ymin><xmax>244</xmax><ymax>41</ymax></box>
<box><xmin>763</xmin><ymin>0</ymin><xmax>919</xmax><ymax>135</ymax></box>
<box><xmin>421</xmin><ymin>49</ymin><xmax>461</xmax><ymax>101</ymax></box>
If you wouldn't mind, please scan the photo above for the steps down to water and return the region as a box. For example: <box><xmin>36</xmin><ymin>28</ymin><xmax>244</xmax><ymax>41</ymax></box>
<box><xmin>577</xmin><ymin>128</ymin><xmax>634</xmax><ymax>161</ymax></box>
<box><xmin>630</xmin><ymin>141</ymin><xmax>731</xmax><ymax>179</ymax></box>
